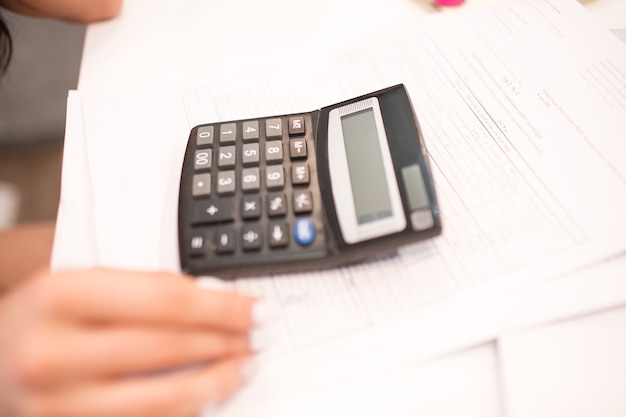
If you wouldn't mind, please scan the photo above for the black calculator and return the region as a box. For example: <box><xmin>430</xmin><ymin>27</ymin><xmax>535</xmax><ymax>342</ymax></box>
<box><xmin>178</xmin><ymin>85</ymin><xmax>441</xmax><ymax>278</ymax></box>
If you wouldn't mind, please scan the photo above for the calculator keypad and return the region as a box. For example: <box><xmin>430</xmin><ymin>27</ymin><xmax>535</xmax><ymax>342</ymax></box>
<box><xmin>180</xmin><ymin>112</ymin><xmax>326</xmax><ymax>276</ymax></box>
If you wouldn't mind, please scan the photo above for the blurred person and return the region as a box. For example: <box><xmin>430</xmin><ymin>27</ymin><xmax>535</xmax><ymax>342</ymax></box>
<box><xmin>0</xmin><ymin>2</ymin><xmax>269</xmax><ymax>416</ymax></box>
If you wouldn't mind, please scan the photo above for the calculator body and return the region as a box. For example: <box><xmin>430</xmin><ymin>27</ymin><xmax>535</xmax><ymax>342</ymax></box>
<box><xmin>178</xmin><ymin>85</ymin><xmax>441</xmax><ymax>278</ymax></box>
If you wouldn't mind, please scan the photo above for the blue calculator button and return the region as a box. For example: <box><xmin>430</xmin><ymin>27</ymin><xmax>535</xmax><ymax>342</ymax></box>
<box><xmin>294</xmin><ymin>219</ymin><xmax>316</xmax><ymax>246</ymax></box>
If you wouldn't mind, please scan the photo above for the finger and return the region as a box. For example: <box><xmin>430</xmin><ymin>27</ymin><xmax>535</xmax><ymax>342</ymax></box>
<box><xmin>22</xmin><ymin>356</ymin><xmax>253</xmax><ymax>417</ymax></box>
<box><xmin>15</xmin><ymin>324</ymin><xmax>266</xmax><ymax>387</ymax></box>
<box><xmin>31</xmin><ymin>269</ymin><xmax>266</xmax><ymax>331</ymax></box>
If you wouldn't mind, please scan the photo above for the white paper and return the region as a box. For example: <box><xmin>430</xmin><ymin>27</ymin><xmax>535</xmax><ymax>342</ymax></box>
<box><xmin>206</xmin><ymin>344</ymin><xmax>503</xmax><ymax>417</ymax></box>
<box><xmin>51</xmin><ymin>91</ymin><xmax>97</xmax><ymax>270</ymax></box>
<box><xmin>499</xmin><ymin>304</ymin><xmax>626</xmax><ymax>417</ymax></box>
<box><xmin>52</xmin><ymin>0</ymin><xmax>626</xmax><ymax>414</ymax></box>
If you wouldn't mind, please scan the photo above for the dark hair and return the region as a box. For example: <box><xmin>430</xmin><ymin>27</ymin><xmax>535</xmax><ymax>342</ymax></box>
<box><xmin>0</xmin><ymin>12</ymin><xmax>12</xmax><ymax>74</ymax></box>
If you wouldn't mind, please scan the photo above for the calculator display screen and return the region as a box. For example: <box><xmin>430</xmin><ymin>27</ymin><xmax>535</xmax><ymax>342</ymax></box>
<box><xmin>341</xmin><ymin>109</ymin><xmax>393</xmax><ymax>224</ymax></box>
<box><xmin>327</xmin><ymin>97</ymin><xmax>406</xmax><ymax>244</ymax></box>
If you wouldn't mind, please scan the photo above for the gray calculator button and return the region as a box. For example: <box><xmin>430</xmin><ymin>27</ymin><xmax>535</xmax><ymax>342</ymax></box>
<box><xmin>269</xmin><ymin>223</ymin><xmax>289</xmax><ymax>248</ymax></box>
<box><xmin>265</xmin><ymin>142</ymin><xmax>283</xmax><ymax>164</ymax></box>
<box><xmin>241</xmin><ymin>167</ymin><xmax>261</xmax><ymax>192</ymax></box>
<box><xmin>215</xmin><ymin>228</ymin><xmax>235</xmax><ymax>254</ymax></box>
<box><xmin>192</xmin><ymin>173</ymin><xmax>211</xmax><ymax>197</ymax></box>
<box><xmin>288</xmin><ymin>116</ymin><xmax>305</xmax><ymax>136</ymax></box>
<box><xmin>268</xmin><ymin>193</ymin><xmax>287</xmax><ymax>217</ymax></box>
<box><xmin>242</xmin><ymin>120</ymin><xmax>259</xmax><ymax>142</ymax></box>
<box><xmin>189</xmin><ymin>233</ymin><xmax>207</xmax><ymax>256</ymax></box>
<box><xmin>220</xmin><ymin>123</ymin><xmax>236</xmax><ymax>144</ymax></box>
<box><xmin>293</xmin><ymin>190</ymin><xmax>313</xmax><ymax>213</ymax></box>
<box><xmin>265</xmin><ymin>118</ymin><xmax>282</xmax><ymax>139</ymax></box>
<box><xmin>194</xmin><ymin>149</ymin><xmax>213</xmax><ymax>171</ymax></box>
<box><xmin>217</xmin><ymin>171</ymin><xmax>236</xmax><ymax>195</ymax></box>
<box><xmin>290</xmin><ymin>138</ymin><xmax>307</xmax><ymax>159</ymax></box>
<box><xmin>411</xmin><ymin>208</ymin><xmax>435</xmax><ymax>231</ymax></box>
<box><xmin>291</xmin><ymin>163</ymin><xmax>309</xmax><ymax>185</ymax></box>
<box><xmin>196</xmin><ymin>126</ymin><xmax>214</xmax><ymax>148</ymax></box>
<box><xmin>192</xmin><ymin>199</ymin><xmax>235</xmax><ymax>224</ymax></box>
<box><xmin>242</xmin><ymin>195</ymin><xmax>261</xmax><ymax>219</ymax></box>
<box><xmin>266</xmin><ymin>166</ymin><xmax>284</xmax><ymax>190</ymax></box>
<box><xmin>218</xmin><ymin>145</ymin><xmax>236</xmax><ymax>169</ymax></box>
<box><xmin>242</xmin><ymin>143</ymin><xmax>260</xmax><ymax>166</ymax></box>
<box><xmin>241</xmin><ymin>225</ymin><xmax>262</xmax><ymax>251</ymax></box>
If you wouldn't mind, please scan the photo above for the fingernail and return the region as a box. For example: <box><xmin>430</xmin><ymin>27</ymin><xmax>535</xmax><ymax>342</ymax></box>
<box><xmin>251</xmin><ymin>300</ymin><xmax>278</xmax><ymax>327</ymax></box>
<box><xmin>240</xmin><ymin>358</ymin><xmax>258</xmax><ymax>382</ymax></box>
<box><xmin>196</xmin><ymin>276</ymin><xmax>230</xmax><ymax>291</ymax></box>
<box><xmin>249</xmin><ymin>326</ymin><xmax>275</xmax><ymax>352</ymax></box>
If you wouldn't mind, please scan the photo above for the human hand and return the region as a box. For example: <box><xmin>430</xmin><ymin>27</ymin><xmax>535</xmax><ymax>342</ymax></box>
<box><xmin>0</xmin><ymin>0</ymin><xmax>122</xmax><ymax>23</ymax></box>
<box><xmin>0</xmin><ymin>268</ymin><xmax>272</xmax><ymax>417</ymax></box>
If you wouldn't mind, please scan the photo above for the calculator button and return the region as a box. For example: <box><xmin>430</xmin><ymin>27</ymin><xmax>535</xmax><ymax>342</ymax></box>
<box><xmin>269</xmin><ymin>223</ymin><xmax>289</xmax><ymax>248</ymax></box>
<box><xmin>266</xmin><ymin>166</ymin><xmax>285</xmax><ymax>190</ymax></box>
<box><xmin>265</xmin><ymin>142</ymin><xmax>284</xmax><ymax>164</ymax></box>
<box><xmin>289</xmin><ymin>138</ymin><xmax>307</xmax><ymax>159</ymax></box>
<box><xmin>218</xmin><ymin>146</ymin><xmax>236</xmax><ymax>169</ymax></box>
<box><xmin>265</xmin><ymin>118</ymin><xmax>282</xmax><ymax>139</ymax></box>
<box><xmin>291</xmin><ymin>163</ymin><xmax>310</xmax><ymax>185</ymax></box>
<box><xmin>288</xmin><ymin>116</ymin><xmax>305</xmax><ymax>136</ymax></box>
<box><xmin>241</xmin><ymin>167</ymin><xmax>261</xmax><ymax>192</ymax></box>
<box><xmin>241</xmin><ymin>225</ymin><xmax>262</xmax><ymax>251</ymax></box>
<box><xmin>189</xmin><ymin>233</ymin><xmax>207</xmax><ymax>256</ymax></box>
<box><xmin>196</xmin><ymin>126</ymin><xmax>214</xmax><ymax>148</ymax></box>
<box><xmin>242</xmin><ymin>143</ymin><xmax>260</xmax><ymax>166</ymax></box>
<box><xmin>294</xmin><ymin>218</ymin><xmax>316</xmax><ymax>247</ymax></box>
<box><xmin>194</xmin><ymin>149</ymin><xmax>213</xmax><ymax>171</ymax></box>
<box><xmin>215</xmin><ymin>228</ymin><xmax>236</xmax><ymax>254</ymax></box>
<box><xmin>242</xmin><ymin>120</ymin><xmax>259</xmax><ymax>142</ymax></box>
<box><xmin>217</xmin><ymin>171</ymin><xmax>236</xmax><ymax>195</ymax></box>
<box><xmin>241</xmin><ymin>195</ymin><xmax>261</xmax><ymax>219</ymax></box>
<box><xmin>192</xmin><ymin>199</ymin><xmax>235</xmax><ymax>224</ymax></box>
<box><xmin>220</xmin><ymin>123</ymin><xmax>236</xmax><ymax>144</ymax></box>
<box><xmin>268</xmin><ymin>193</ymin><xmax>287</xmax><ymax>217</ymax></box>
<box><xmin>293</xmin><ymin>190</ymin><xmax>313</xmax><ymax>213</ymax></box>
<box><xmin>192</xmin><ymin>173</ymin><xmax>211</xmax><ymax>198</ymax></box>
<box><xmin>410</xmin><ymin>208</ymin><xmax>435</xmax><ymax>231</ymax></box>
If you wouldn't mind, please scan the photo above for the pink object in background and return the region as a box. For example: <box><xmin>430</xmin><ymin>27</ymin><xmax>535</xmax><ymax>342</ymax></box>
<box><xmin>434</xmin><ymin>0</ymin><xmax>465</xmax><ymax>6</ymax></box>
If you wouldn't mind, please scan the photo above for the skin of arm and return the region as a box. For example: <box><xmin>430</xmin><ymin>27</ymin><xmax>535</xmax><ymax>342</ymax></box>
<box><xmin>0</xmin><ymin>0</ymin><xmax>122</xmax><ymax>22</ymax></box>
<box><xmin>0</xmin><ymin>222</ymin><xmax>55</xmax><ymax>294</ymax></box>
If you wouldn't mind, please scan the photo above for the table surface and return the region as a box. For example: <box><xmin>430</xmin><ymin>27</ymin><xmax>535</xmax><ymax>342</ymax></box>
<box><xmin>74</xmin><ymin>1</ymin><xmax>626</xmax><ymax>416</ymax></box>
